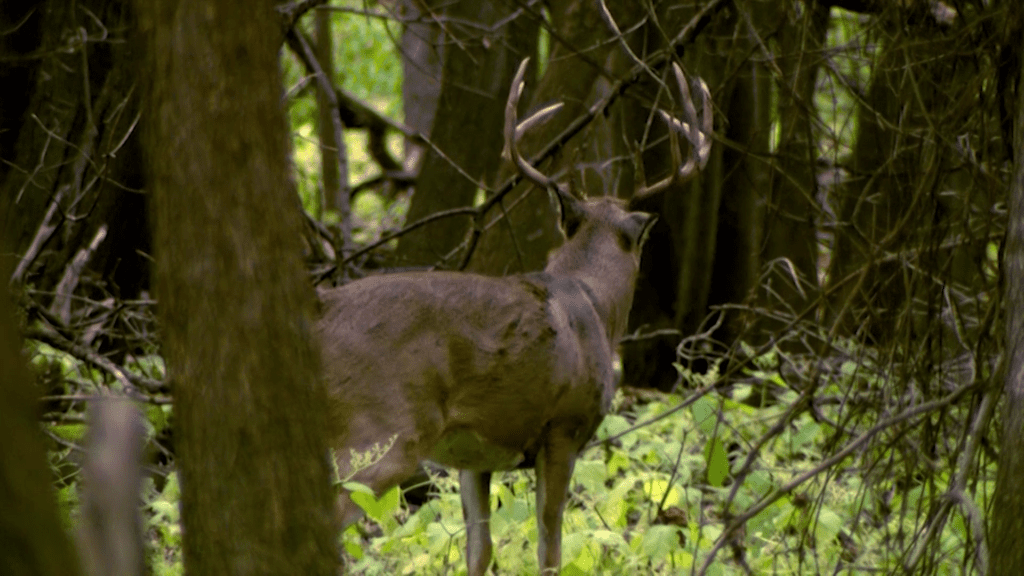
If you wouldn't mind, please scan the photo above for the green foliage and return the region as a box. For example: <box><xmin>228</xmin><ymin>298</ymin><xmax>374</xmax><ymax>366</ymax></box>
<box><xmin>32</xmin><ymin>325</ymin><xmax>991</xmax><ymax>576</ymax></box>
<box><xmin>281</xmin><ymin>4</ymin><xmax>403</xmax><ymax>222</ymax></box>
<box><xmin>339</xmin><ymin>434</ymin><xmax>399</xmax><ymax>484</ymax></box>
<box><xmin>350</xmin><ymin>486</ymin><xmax>403</xmax><ymax>533</ymax></box>
<box><xmin>146</xmin><ymin>473</ymin><xmax>183</xmax><ymax>576</ymax></box>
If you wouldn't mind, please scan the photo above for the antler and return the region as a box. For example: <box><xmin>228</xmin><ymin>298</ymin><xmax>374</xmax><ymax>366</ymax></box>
<box><xmin>634</xmin><ymin>63</ymin><xmax>713</xmax><ymax>200</ymax></box>
<box><xmin>502</xmin><ymin>58</ymin><xmax>565</xmax><ymax>193</ymax></box>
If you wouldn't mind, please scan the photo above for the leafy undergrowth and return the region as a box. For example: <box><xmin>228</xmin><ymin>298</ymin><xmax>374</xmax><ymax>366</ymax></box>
<box><xmin>333</xmin><ymin>354</ymin><xmax>986</xmax><ymax>575</ymax></box>
<box><xmin>38</xmin><ymin>336</ymin><xmax>987</xmax><ymax>575</ymax></box>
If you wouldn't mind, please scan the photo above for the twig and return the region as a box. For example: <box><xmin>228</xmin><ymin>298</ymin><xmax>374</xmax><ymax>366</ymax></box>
<box><xmin>23</xmin><ymin>326</ymin><xmax>164</xmax><ymax>393</ymax></box>
<box><xmin>697</xmin><ymin>381</ymin><xmax>977</xmax><ymax>574</ymax></box>
<box><xmin>52</xmin><ymin>225</ymin><xmax>107</xmax><ymax>324</ymax></box>
<box><xmin>276</xmin><ymin>0</ymin><xmax>325</xmax><ymax>31</ymax></box>
<box><xmin>11</xmin><ymin>190</ymin><xmax>64</xmax><ymax>284</ymax></box>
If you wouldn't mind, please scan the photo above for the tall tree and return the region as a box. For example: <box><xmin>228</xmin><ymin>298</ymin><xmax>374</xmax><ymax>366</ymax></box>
<box><xmin>467</xmin><ymin>0</ymin><xmax>625</xmax><ymax>276</ymax></box>
<box><xmin>136</xmin><ymin>1</ymin><xmax>339</xmax><ymax>574</ymax></box>
<box><xmin>826</xmin><ymin>3</ymin><xmax>983</xmax><ymax>346</ymax></box>
<box><xmin>0</xmin><ymin>3</ymin><xmax>87</xmax><ymax>572</ymax></box>
<box><xmin>624</xmin><ymin>0</ymin><xmax>767</xmax><ymax>389</ymax></box>
<box><xmin>990</xmin><ymin>3</ymin><xmax>1024</xmax><ymax>569</ymax></box>
<box><xmin>0</xmin><ymin>241</ymin><xmax>82</xmax><ymax>576</ymax></box>
<box><xmin>395</xmin><ymin>0</ymin><xmax>537</xmax><ymax>268</ymax></box>
<box><xmin>315</xmin><ymin>7</ymin><xmax>342</xmax><ymax>216</ymax></box>
<box><xmin>762</xmin><ymin>1</ymin><xmax>830</xmax><ymax>312</ymax></box>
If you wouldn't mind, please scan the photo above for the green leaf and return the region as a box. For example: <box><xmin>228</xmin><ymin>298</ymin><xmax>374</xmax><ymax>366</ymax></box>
<box><xmin>691</xmin><ymin>396</ymin><xmax>718</xmax><ymax>435</ymax></box>
<box><xmin>792</xmin><ymin>417</ymin><xmax>822</xmax><ymax>450</ymax></box>
<box><xmin>596</xmin><ymin>413</ymin><xmax>630</xmax><ymax>440</ymax></box>
<box><xmin>574</xmin><ymin>458</ymin><xmax>606</xmax><ymax>494</ymax></box>
<box><xmin>704</xmin><ymin>437</ymin><xmax>729</xmax><ymax>487</ymax></box>
<box><xmin>639</xmin><ymin>525</ymin><xmax>680</xmax><ymax>561</ymax></box>
<box><xmin>150</xmin><ymin>500</ymin><xmax>178</xmax><ymax>524</ymax></box>
<box><xmin>343</xmin><ymin>537</ymin><xmax>364</xmax><ymax>560</ymax></box>
<box><xmin>745</xmin><ymin>469</ymin><xmax>776</xmax><ymax>497</ymax></box>
<box><xmin>814</xmin><ymin>506</ymin><xmax>843</xmax><ymax>549</ymax></box>
<box><xmin>51</xmin><ymin>423</ymin><xmax>86</xmax><ymax>442</ymax></box>
<box><xmin>342</xmin><ymin>481</ymin><xmax>375</xmax><ymax>495</ymax></box>
<box><xmin>561</xmin><ymin>532</ymin><xmax>588</xmax><ymax>566</ymax></box>
<box><xmin>350</xmin><ymin>485</ymin><xmax>400</xmax><ymax>528</ymax></box>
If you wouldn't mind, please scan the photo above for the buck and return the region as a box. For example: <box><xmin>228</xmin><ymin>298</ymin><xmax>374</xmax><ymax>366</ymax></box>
<box><xmin>319</xmin><ymin>59</ymin><xmax>711</xmax><ymax>575</ymax></box>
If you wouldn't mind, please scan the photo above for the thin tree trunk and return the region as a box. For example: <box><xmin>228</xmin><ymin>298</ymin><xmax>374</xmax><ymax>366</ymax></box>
<box><xmin>704</xmin><ymin>20</ymin><xmax>771</xmax><ymax>342</ymax></box>
<box><xmin>137</xmin><ymin>0</ymin><xmax>339</xmax><ymax>574</ymax></box>
<box><xmin>763</xmin><ymin>1</ymin><xmax>830</xmax><ymax>308</ymax></box>
<box><xmin>990</xmin><ymin>5</ymin><xmax>1024</xmax><ymax>568</ymax></box>
<box><xmin>0</xmin><ymin>227</ymin><xmax>81</xmax><ymax>576</ymax></box>
<box><xmin>315</xmin><ymin>8</ymin><xmax>341</xmax><ymax>217</ymax></box>
<box><xmin>400</xmin><ymin>0</ymin><xmax>443</xmax><ymax>164</ymax></box>
<box><xmin>624</xmin><ymin>2</ymin><xmax>766</xmax><ymax>388</ymax></box>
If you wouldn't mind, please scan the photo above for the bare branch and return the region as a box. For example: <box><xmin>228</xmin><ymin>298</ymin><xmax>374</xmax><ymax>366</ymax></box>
<box><xmin>23</xmin><ymin>326</ymin><xmax>164</xmax><ymax>394</ymax></box>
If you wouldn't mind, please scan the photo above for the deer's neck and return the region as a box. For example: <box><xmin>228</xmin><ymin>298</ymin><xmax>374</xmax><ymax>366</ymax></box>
<box><xmin>563</xmin><ymin>273</ymin><xmax>635</xmax><ymax>345</ymax></box>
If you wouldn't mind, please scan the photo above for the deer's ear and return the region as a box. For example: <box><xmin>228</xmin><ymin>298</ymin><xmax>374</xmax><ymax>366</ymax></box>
<box><xmin>622</xmin><ymin>211</ymin><xmax>657</xmax><ymax>249</ymax></box>
<box><xmin>638</xmin><ymin>213</ymin><xmax>658</xmax><ymax>247</ymax></box>
<box><xmin>551</xmin><ymin>189</ymin><xmax>585</xmax><ymax>239</ymax></box>
<box><xmin>616</xmin><ymin>212</ymin><xmax>656</xmax><ymax>252</ymax></box>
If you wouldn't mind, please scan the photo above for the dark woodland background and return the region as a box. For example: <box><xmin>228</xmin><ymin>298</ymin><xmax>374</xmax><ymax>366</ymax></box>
<box><xmin>3</xmin><ymin>0</ymin><xmax>1024</xmax><ymax>574</ymax></box>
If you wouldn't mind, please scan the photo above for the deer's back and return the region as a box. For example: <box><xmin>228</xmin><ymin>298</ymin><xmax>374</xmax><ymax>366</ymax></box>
<box><xmin>317</xmin><ymin>271</ymin><xmax>615</xmax><ymax>469</ymax></box>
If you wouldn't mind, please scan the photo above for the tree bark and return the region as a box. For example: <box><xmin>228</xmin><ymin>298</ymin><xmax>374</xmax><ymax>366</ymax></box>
<box><xmin>826</xmin><ymin>6</ymin><xmax>965</xmax><ymax>345</ymax></box>
<box><xmin>395</xmin><ymin>0</ymin><xmax>537</xmax><ymax>268</ymax></box>
<box><xmin>137</xmin><ymin>1</ymin><xmax>339</xmax><ymax>574</ymax></box>
<box><xmin>399</xmin><ymin>0</ymin><xmax>443</xmax><ymax>162</ymax></box>
<box><xmin>0</xmin><ymin>215</ymin><xmax>82</xmax><ymax>576</ymax></box>
<box><xmin>704</xmin><ymin>11</ymin><xmax>771</xmax><ymax>343</ymax></box>
<box><xmin>315</xmin><ymin>8</ymin><xmax>341</xmax><ymax>216</ymax></box>
<box><xmin>763</xmin><ymin>2</ymin><xmax>830</xmax><ymax>310</ymax></box>
<box><xmin>467</xmin><ymin>0</ymin><xmax>617</xmax><ymax>275</ymax></box>
<box><xmin>989</xmin><ymin>4</ymin><xmax>1024</xmax><ymax>569</ymax></box>
<box><xmin>624</xmin><ymin>2</ymin><xmax>767</xmax><ymax>388</ymax></box>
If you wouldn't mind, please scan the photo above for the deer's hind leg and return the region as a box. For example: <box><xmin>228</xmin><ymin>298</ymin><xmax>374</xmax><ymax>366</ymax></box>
<box><xmin>460</xmin><ymin>469</ymin><xmax>494</xmax><ymax>576</ymax></box>
<box><xmin>535</xmin><ymin>431</ymin><xmax>579</xmax><ymax>574</ymax></box>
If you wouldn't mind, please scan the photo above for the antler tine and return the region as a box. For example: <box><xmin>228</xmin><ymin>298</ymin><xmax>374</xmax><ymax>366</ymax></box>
<box><xmin>634</xmin><ymin>63</ymin><xmax>713</xmax><ymax>200</ymax></box>
<box><xmin>502</xmin><ymin>57</ymin><xmax>564</xmax><ymax>192</ymax></box>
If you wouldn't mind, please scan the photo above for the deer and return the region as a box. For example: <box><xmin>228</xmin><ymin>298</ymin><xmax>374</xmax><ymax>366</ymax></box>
<box><xmin>318</xmin><ymin>58</ymin><xmax>712</xmax><ymax>575</ymax></box>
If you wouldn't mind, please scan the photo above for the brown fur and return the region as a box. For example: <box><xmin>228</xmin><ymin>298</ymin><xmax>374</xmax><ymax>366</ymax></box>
<box><xmin>318</xmin><ymin>196</ymin><xmax>655</xmax><ymax>574</ymax></box>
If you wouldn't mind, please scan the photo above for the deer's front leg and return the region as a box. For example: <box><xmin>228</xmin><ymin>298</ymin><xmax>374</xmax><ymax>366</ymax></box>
<box><xmin>535</xmin><ymin>433</ymin><xmax>578</xmax><ymax>575</ymax></box>
<box><xmin>460</xmin><ymin>469</ymin><xmax>493</xmax><ymax>576</ymax></box>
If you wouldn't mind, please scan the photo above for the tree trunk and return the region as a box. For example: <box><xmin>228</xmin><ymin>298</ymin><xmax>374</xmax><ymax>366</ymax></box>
<box><xmin>315</xmin><ymin>8</ymin><xmax>341</xmax><ymax>217</ymax></box>
<box><xmin>762</xmin><ymin>2</ymin><xmax>830</xmax><ymax>311</ymax></box>
<box><xmin>466</xmin><ymin>0</ymin><xmax>619</xmax><ymax>275</ymax></box>
<box><xmin>827</xmin><ymin>7</ymin><xmax>962</xmax><ymax>346</ymax></box>
<box><xmin>137</xmin><ymin>1</ymin><xmax>339</xmax><ymax>574</ymax></box>
<box><xmin>624</xmin><ymin>2</ymin><xmax>767</xmax><ymax>388</ymax></box>
<box><xmin>705</xmin><ymin>16</ymin><xmax>771</xmax><ymax>344</ymax></box>
<box><xmin>399</xmin><ymin>0</ymin><xmax>443</xmax><ymax>163</ymax></box>
<box><xmin>990</xmin><ymin>5</ymin><xmax>1024</xmax><ymax>569</ymax></box>
<box><xmin>0</xmin><ymin>251</ymin><xmax>82</xmax><ymax>575</ymax></box>
<box><xmin>395</xmin><ymin>0</ymin><xmax>537</xmax><ymax>268</ymax></box>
